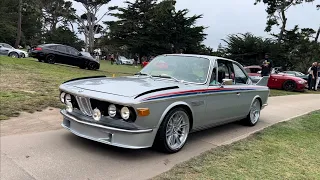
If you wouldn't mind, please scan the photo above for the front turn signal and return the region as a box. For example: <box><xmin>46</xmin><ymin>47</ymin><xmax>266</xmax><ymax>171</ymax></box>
<box><xmin>137</xmin><ymin>108</ymin><xmax>150</xmax><ymax>116</ymax></box>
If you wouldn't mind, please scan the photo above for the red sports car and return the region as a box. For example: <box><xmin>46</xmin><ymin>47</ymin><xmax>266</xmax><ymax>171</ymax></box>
<box><xmin>244</xmin><ymin>66</ymin><xmax>307</xmax><ymax>91</ymax></box>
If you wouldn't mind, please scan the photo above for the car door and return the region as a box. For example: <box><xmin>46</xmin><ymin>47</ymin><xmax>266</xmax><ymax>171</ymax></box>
<box><xmin>0</xmin><ymin>43</ymin><xmax>12</xmax><ymax>55</ymax></box>
<box><xmin>0</xmin><ymin>44</ymin><xmax>6</xmax><ymax>55</ymax></box>
<box><xmin>66</xmin><ymin>46</ymin><xmax>81</xmax><ymax>66</ymax></box>
<box><xmin>204</xmin><ymin>59</ymin><xmax>242</xmax><ymax>126</ymax></box>
<box><xmin>55</xmin><ymin>45</ymin><xmax>68</xmax><ymax>63</ymax></box>
<box><xmin>231</xmin><ymin>62</ymin><xmax>253</xmax><ymax>118</ymax></box>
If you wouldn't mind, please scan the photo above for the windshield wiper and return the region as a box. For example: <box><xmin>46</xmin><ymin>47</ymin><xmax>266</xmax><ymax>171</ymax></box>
<box><xmin>135</xmin><ymin>72</ymin><xmax>153</xmax><ymax>78</ymax></box>
<box><xmin>152</xmin><ymin>74</ymin><xmax>180</xmax><ymax>82</ymax></box>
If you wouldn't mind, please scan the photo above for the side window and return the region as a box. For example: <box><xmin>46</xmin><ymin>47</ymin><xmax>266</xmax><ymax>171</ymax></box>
<box><xmin>57</xmin><ymin>45</ymin><xmax>66</xmax><ymax>53</ymax></box>
<box><xmin>49</xmin><ymin>45</ymin><xmax>57</xmax><ymax>50</ymax></box>
<box><xmin>67</xmin><ymin>47</ymin><xmax>79</xmax><ymax>56</ymax></box>
<box><xmin>217</xmin><ymin>59</ymin><xmax>234</xmax><ymax>84</ymax></box>
<box><xmin>4</xmin><ymin>44</ymin><xmax>12</xmax><ymax>48</ymax></box>
<box><xmin>233</xmin><ymin>63</ymin><xmax>248</xmax><ymax>84</ymax></box>
<box><xmin>209</xmin><ymin>67</ymin><xmax>217</xmax><ymax>85</ymax></box>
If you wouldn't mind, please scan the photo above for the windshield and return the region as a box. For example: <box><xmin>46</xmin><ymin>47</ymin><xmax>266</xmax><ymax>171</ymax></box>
<box><xmin>140</xmin><ymin>55</ymin><xmax>210</xmax><ymax>83</ymax></box>
<box><xmin>81</xmin><ymin>52</ymin><xmax>93</xmax><ymax>58</ymax></box>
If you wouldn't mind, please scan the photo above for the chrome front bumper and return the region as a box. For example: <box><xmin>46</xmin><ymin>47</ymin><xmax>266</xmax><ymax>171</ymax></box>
<box><xmin>61</xmin><ymin>110</ymin><xmax>156</xmax><ymax>149</ymax></box>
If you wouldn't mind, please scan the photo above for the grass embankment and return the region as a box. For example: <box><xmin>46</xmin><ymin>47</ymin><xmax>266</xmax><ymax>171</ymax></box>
<box><xmin>0</xmin><ymin>56</ymin><xmax>140</xmax><ymax>120</ymax></box>
<box><xmin>154</xmin><ymin>111</ymin><xmax>320</xmax><ymax>180</ymax></box>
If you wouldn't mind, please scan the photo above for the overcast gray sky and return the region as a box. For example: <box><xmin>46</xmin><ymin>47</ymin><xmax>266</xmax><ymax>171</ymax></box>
<box><xmin>72</xmin><ymin>0</ymin><xmax>320</xmax><ymax>49</ymax></box>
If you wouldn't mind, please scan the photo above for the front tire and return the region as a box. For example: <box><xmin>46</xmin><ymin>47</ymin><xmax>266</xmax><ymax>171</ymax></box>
<box><xmin>283</xmin><ymin>80</ymin><xmax>296</xmax><ymax>91</ymax></box>
<box><xmin>88</xmin><ymin>62</ymin><xmax>97</xmax><ymax>70</ymax></box>
<box><xmin>153</xmin><ymin>107</ymin><xmax>190</xmax><ymax>153</ymax></box>
<box><xmin>9</xmin><ymin>52</ymin><xmax>19</xmax><ymax>58</ymax></box>
<box><xmin>242</xmin><ymin>99</ymin><xmax>261</xmax><ymax>126</ymax></box>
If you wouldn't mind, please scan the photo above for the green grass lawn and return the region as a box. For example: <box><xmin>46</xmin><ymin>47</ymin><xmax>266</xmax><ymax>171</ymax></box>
<box><xmin>0</xmin><ymin>56</ymin><xmax>141</xmax><ymax>120</ymax></box>
<box><xmin>153</xmin><ymin>111</ymin><xmax>320</xmax><ymax>180</ymax></box>
<box><xmin>269</xmin><ymin>89</ymin><xmax>320</xmax><ymax>97</ymax></box>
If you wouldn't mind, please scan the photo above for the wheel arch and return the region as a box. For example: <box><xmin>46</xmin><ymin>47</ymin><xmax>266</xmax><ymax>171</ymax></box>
<box><xmin>247</xmin><ymin>95</ymin><xmax>262</xmax><ymax>114</ymax></box>
<box><xmin>158</xmin><ymin>101</ymin><xmax>194</xmax><ymax>131</ymax></box>
<box><xmin>282</xmin><ymin>79</ymin><xmax>296</xmax><ymax>91</ymax></box>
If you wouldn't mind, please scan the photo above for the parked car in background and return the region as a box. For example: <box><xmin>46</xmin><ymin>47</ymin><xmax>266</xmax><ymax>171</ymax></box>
<box><xmin>245</xmin><ymin>66</ymin><xmax>307</xmax><ymax>91</ymax></box>
<box><xmin>244</xmin><ymin>65</ymin><xmax>262</xmax><ymax>83</ymax></box>
<box><xmin>0</xmin><ymin>43</ymin><xmax>28</xmax><ymax>58</ymax></box>
<box><xmin>281</xmin><ymin>71</ymin><xmax>308</xmax><ymax>81</ymax></box>
<box><xmin>59</xmin><ymin>54</ymin><xmax>269</xmax><ymax>153</ymax></box>
<box><xmin>29</xmin><ymin>44</ymin><xmax>100</xmax><ymax>70</ymax></box>
<box><xmin>268</xmin><ymin>73</ymin><xmax>307</xmax><ymax>91</ymax></box>
<box><xmin>118</xmin><ymin>56</ymin><xmax>134</xmax><ymax>65</ymax></box>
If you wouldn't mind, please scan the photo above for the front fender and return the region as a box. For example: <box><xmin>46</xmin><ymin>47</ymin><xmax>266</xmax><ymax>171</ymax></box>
<box><xmin>157</xmin><ymin>101</ymin><xmax>194</xmax><ymax>128</ymax></box>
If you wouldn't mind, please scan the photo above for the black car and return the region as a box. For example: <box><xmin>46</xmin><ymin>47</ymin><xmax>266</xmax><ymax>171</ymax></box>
<box><xmin>29</xmin><ymin>44</ymin><xmax>100</xmax><ymax>70</ymax></box>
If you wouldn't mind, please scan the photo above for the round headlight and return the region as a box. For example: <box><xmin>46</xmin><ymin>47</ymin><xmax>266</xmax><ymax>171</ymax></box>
<box><xmin>108</xmin><ymin>104</ymin><xmax>117</xmax><ymax>117</ymax></box>
<box><xmin>93</xmin><ymin>108</ymin><xmax>102</xmax><ymax>121</ymax></box>
<box><xmin>65</xmin><ymin>94</ymin><xmax>72</xmax><ymax>104</ymax></box>
<box><xmin>66</xmin><ymin>100</ymin><xmax>73</xmax><ymax>113</ymax></box>
<box><xmin>120</xmin><ymin>107</ymin><xmax>130</xmax><ymax>120</ymax></box>
<box><xmin>60</xmin><ymin>92</ymin><xmax>66</xmax><ymax>103</ymax></box>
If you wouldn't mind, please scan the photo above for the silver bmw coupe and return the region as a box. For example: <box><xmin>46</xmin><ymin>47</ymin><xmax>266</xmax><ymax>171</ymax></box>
<box><xmin>59</xmin><ymin>54</ymin><xmax>269</xmax><ymax>153</ymax></box>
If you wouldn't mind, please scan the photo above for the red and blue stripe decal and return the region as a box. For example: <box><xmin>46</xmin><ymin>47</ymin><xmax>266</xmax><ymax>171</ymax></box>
<box><xmin>141</xmin><ymin>87</ymin><xmax>266</xmax><ymax>101</ymax></box>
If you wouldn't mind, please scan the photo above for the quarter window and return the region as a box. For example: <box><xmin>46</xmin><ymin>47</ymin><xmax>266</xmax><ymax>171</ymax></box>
<box><xmin>233</xmin><ymin>63</ymin><xmax>248</xmax><ymax>84</ymax></box>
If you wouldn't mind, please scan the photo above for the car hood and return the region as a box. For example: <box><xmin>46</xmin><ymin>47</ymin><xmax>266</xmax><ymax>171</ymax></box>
<box><xmin>271</xmin><ymin>74</ymin><xmax>305</xmax><ymax>81</ymax></box>
<box><xmin>13</xmin><ymin>49</ymin><xmax>27</xmax><ymax>54</ymax></box>
<box><xmin>66</xmin><ymin>76</ymin><xmax>180</xmax><ymax>97</ymax></box>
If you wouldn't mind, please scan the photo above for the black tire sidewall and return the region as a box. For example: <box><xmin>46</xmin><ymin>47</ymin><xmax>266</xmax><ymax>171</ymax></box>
<box><xmin>46</xmin><ymin>55</ymin><xmax>55</xmax><ymax>64</ymax></box>
<box><xmin>9</xmin><ymin>52</ymin><xmax>19</xmax><ymax>58</ymax></box>
<box><xmin>153</xmin><ymin>107</ymin><xmax>190</xmax><ymax>153</ymax></box>
<box><xmin>283</xmin><ymin>80</ymin><xmax>296</xmax><ymax>91</ymax></box>
<box><xmin>88</xmin><ymin>62</ymin><xmax>97</xmax><ymax>70</ymax></box>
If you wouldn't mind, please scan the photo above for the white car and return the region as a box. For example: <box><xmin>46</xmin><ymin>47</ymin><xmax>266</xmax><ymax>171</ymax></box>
<box><xmin>0</xmin><ymin>43</ymin><xmax>28</xmax><ymax>58</ymax></box>
<box><xmin>118</xmin><ymin>56</ymin><xmax>134</xmax><ymax>65</ymax></box>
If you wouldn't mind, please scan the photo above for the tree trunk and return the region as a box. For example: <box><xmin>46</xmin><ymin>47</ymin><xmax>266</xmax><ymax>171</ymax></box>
<box><xmin>14</xmin><ymin>0</ymin><xmax>22</xmax><ymax>48</ymax></box>
<box><xmin>277</xmin><ymin>8</ymin><xmax>287</xmax><ymax>44</ymax></box>
<box><xmin>315</xmin><ymin>26</ymin><xmax>320</xmax><ymax>42</ymax></box>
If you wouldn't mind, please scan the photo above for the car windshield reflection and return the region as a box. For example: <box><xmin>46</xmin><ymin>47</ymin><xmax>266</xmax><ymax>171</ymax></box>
<box><xmin>140</xmin><ymin>55</ymin><xmax>210</xmax><ymax>84</ymax></box>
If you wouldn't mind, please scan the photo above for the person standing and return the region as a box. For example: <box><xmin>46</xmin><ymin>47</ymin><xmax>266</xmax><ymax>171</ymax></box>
<box><xmin>260</xmin><ymin>54</ymin><xmax>273</xmax><ymax>77</ymax></box>
<box><xmin>311</xmin><ymin>62</ymin><xmax>318</xmax><ymax>91</ymax></box>
<box><xmin>315</xmin><ymin>62</ymin><xmax>320</xmax><ymax>91</ymax></box>
<box><xmin>110</xmin><ymin>53</ymin><xmax>114</xmax><ymax>65</ymax></box>
<box><xmin>133</xmin><ymin>53</ymin><xmax>139</xmax><ymax>67</ymax></box>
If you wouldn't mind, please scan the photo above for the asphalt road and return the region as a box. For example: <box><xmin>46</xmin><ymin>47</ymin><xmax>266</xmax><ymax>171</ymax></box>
<box><xmin>1</xmin><ymin>94</ymin><xmax>320</xmax><ymax>180</ymax></box>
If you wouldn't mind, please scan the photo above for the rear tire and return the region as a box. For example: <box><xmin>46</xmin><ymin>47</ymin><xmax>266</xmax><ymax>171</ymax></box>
<box><xmin>9</xmin><ymin>52</ymin><xmax>19</xmax><ymax>58</ymax></box>
<box><xmin>283</xmin><ymin>80</ymin><xmax>296</xmax><ymax>91</ymax></box>
<box><xmin>45</xmin><ymin>54</ymin><xmax>55</xmax><ymax>64</ymax></box>
<box><xmin>153</xmin><ymin>107</ymin><xmax>190</xmax><ymax>154</ymax></box>
<box><xmin>241</xmin><ymin>99</ymin><xmax>261</xmax><ymax>126</ymax></box>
